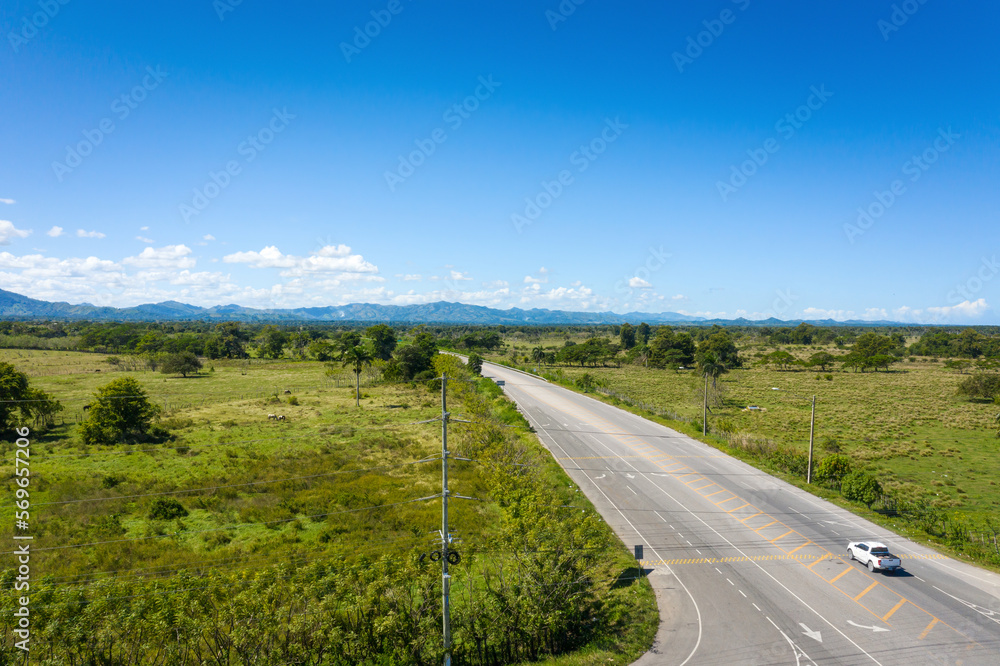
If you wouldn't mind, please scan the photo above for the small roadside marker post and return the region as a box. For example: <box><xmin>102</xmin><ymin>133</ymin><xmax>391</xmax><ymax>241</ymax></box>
<box><xmin>635</xmin><ymin>544</ymin><xmax>643</xmax><ymax>578</ymax></box>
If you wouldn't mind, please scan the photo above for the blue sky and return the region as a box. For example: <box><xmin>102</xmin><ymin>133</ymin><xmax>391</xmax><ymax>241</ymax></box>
<box><xmin>1</xmin><ymin>0</ymin><xmax>997</xmax><ymax>323</ymax></box>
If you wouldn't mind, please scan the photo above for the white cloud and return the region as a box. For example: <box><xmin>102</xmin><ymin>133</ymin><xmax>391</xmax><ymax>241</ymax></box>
<box><xmin>77</xmin><ymin>229</ymin><xmax>105</xmax><ymax>239</ymax></box>
<box><xmin>0</xmin><ymin>198</ymin><xmax>15</xmax><ymax>205</ymax></box>
<box><xmin>203</xmin><ymin>234</ymin><xmax>215</xmax><ymax>241</ymax></box>
<box><xmin>628</xmin><ymin>277</ymin><xmax>652</xmax><ymax>289</ymax></box>
<box><xmin>449</xmin><ymin>270</ymin><xmax>472</xmax><ymax>281</ymax></box>
<box><xmin>136</xmin><ymin>236</ymin><xmax>154</xmax><ymax>244</ymax></box>
<box><xmin>0</xmin><ymin>220</ymin><xmax>31</xmax><ymax>244</ymax></box>
<box><xmin>140</xmin><ymin>226</ymin><xmax>149</xmax><ymax>231</ymax></box>
<box><xmin>926</xmin><ymin>299</ymin><xmax>989</xmax><ymax>319</ymax></box>
<box><xmin>123</xmin><ymin>245</ymin><xmax>196</xmax><ymax>269</ymax></box>
<box><xmin>399</xmin><ymin>274</ymin><xmax>422</xmax><ymax>281</ymax></box>
<box><xmin>46</xmin><ymin>226</ymin><xmax>64</xmax><ymax>237</ymax></box>
<box><xmin>671</xmin><ymin>294</ymin><xmax>686</xmax><ymax>301</ymax></box>
<box><xmin>223</xmin><ymin>244</ymin><xmax>379</xmax><ymax>278</ymax></box>
<box><xmin>483</xmin><ymin>279</ymin><xmax>508</xmax><ymax>289</ymax></box>
<box><xmin>524</xmin><ymin>267</ymin><xmax>550</xmax><ymax>284</ymax></box>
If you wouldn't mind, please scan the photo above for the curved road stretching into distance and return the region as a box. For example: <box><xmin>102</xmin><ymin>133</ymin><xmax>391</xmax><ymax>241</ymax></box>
<box><xmin>482</xmin><ymin>361</ymin><xmax>1000</xmax><ymax>665</ymax></box>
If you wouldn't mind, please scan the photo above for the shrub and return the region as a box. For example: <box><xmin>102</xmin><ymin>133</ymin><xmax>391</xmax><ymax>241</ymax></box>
<box><xmin>841</xmin><ymin>472</ymin><xmax>882</xmax><ymax>508</ymax></box>
<box><xmin>148</xmin><ymin>498</ymin><xmax>188</xmax><ymax>520</ymax></box>
<box><xmin>287</xmin><ymin>395</ymin><xmax>299</xmax><ymax>405</ymax></box>
<box><xmin>814</xmin><ymin>454</ymin><xmax>852</xmax><ymax>486</ymax></box>
<box><xmin>467</xmin><ymin>353</ymin><xmax>484</xmax><ymax>375</ymax></box>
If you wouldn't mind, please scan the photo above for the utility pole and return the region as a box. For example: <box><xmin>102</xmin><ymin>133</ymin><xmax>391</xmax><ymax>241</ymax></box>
<box><xmin>807</xmin><ymin>395</ymin><xmax>816</xmax><ymax>484</ymax></box>
<box><xmin>440</xmin><ymin>373</ymin><xmax>452</xmax><ymax>666</ymax></box>
<box><xmin>703</xmin><ymin>373</ymin><xmax>708</xmax><ymax>436</ymax></box>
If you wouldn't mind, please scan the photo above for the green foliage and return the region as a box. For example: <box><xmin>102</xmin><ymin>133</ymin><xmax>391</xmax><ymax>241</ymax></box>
<box><xmin>78</xmin><ymin>376</ymin><xmax>160</xmax><ymax>445</ymax></box>
<box><xmin>698</xmin><ymin>331</ymin><xmax>740</xmax><ymax>368</ymax></box>
<box><xmin>365</xmin><ymin>324</ymin><xmax>398</xmax><ymax>360</ymax></box>
<box><xmin>764</xmin><ymin>350</ymin><xmax>796</xmax><ymax>371</ymax></box>
<box><xmin>807</xmin><ymin>351</ymin><xmax>836</xmax><ymax>371</ymax></box>
<box><xmin>286</xmin><ymin>395</ymin><xmax>299</xmax><ymax>405</ymax></box>
<box><xmin>0</xmin><ymin>361</ymin><xmax>62</xmax><ymax>432</ymax></box>
<box><xmin>148</xmin><ymin>498</ymin><xmax>189</xmax><ymax>520</ymax></box>
<box><xmin>159</xmin><ymin>351</ymin><xmax>203</xmax><ymax>377</ymax></box>
<box><xmin>619</xmin><ymin>322</ymin><xmax>636</xmax><ymax>350</ymax></box>
<box><xmin>842</xmin><ymin>471</ymin><xmax>883</xmax><ymax>508</ymax></box>
<box><xmin>814</xmin><ymin>454</ymin><xmax>853</xmax><ymax>485</ymax></box>
<box><xmin>257</xmin><ymin>325</ymin><xmax>287</xmax><ymax>359</ymax></box>
<box><xmin>648</xmin><ymin>327</ymin><xmax>695</xmax><ymax>368</ymax></box>
<box><xmin>466</xmin><ymin>352</ymin><xmax>483</xmax><ymax>375</ymax></box>
<box><xmin>956</xmin><ymin>373</ymin><xmax>1000</xmax><ymax>401</ymax></box>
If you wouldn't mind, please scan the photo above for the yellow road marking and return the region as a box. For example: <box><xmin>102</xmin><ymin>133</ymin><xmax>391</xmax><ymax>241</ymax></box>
<box><xmin>829</xmin><ymin>567</ymin><xmax>853</xmax><ymax>584</ymax></box>
<box><xmin>854</xmin><ymin>581</ymin><xmax>879</xmax><ymax>601</ymax></box>
<box><xmin>785</xmin><ymin>541</ymin><xmax>811</xmax><ymax>556</ymax></box>
<box><xmin>740</xmin><ymin>511</ymin><xmax>764</xmax><ymax>523</ymax></box>
<box><xmin>704</xmin><ymin>489</ymin><xmax>729</xmax><ymax>499</ymax></box>
<box><xmin>754</xmin><ymin>520</ymin><xmax>779</xmax><ymax>532</ymax></box>
<box><xmin>771</xmin><ymin>529</ymin><xmax>796</xmax><ymax>543</ymax></box>
<box><xmin>692</xmin><ymin>481</ymin><xmax>716</xmax><ymax>491</ymax></box>
<box><xmin>723</xmin><ymin>500</ymin><xmax>750</xmax><ymax>511</ymax></box>
<box><xmin>883</xmin><ymin>599</ymin><xmax>907</xmax><ymax>622</ymax></box>
<box><xmin>919</xmin><ymin>618</ymin><xmax>939</xmax><ymax>640</ymax></box>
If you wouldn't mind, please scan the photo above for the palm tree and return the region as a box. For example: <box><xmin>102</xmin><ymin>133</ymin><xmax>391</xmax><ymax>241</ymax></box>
<box><xmin>531</xmin><ymin>346</ymin><xmax>546</xmax><ymax>365</ymax></box>
<box><xmin>340</xmin><ymin>344</ymin><xmax>374</xmax><ymax>407</ymax></box>
<box><xmin>698</xmin><ymin>352</ymin><xmax>728</xmax><ymax>389</ymax></box>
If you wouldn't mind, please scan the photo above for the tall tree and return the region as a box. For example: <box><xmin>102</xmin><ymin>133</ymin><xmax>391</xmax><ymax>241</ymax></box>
<box><xmin>0</xmin><ymin>362</ymin><xmax>62</xmax><ymax>432</ymax></box>
<box><xmin>160</xmin><ymin>352</ymin><xmax>203</xmax><ymax>377</ymax></box>
<box><xmin>620</xmin><ymin>323</ymin><xmax>636</xmax><ymax>350</ymax></box>
<box><xmin>337</xmin><ymin>343</ymin><xmax>375</xmax><ymax>407</ymax></box>
<box><xmin>636</xmin><ymin>322</ymin><xmax>651</xmax><ymax>345</ymax></box>
<box><xmin>79</xmin><ymin>377</ymin><xmax>159</xmax><ymax>445</ymax></box>
<box><xmin>365</xmin><ymin>324</ymin><xmax>398</xmax><ymax>361</ymax></box>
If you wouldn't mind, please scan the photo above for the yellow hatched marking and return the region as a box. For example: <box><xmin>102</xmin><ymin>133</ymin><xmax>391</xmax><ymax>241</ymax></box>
<box><xmin>828</xmin><ymin>567</ymin><xmax>854</xmax><ymax>584</ymax></box>
<box><xmin>754</xmin><ymin>520</ymin><xmax>778</xmax><ymax>532</ymax></box>
<box><xmin>723</xmin><ymin>500</ymin><xmax>750</xmax><ymax>511</ymax></box>
<box><xmin>704</xmin><ymin>489</ymin><xmax>729</xmax><ymax>499</ymax></box>
<box><xmin>918</xmin><ymin>618</ymin><xmax>939</xmax><ymax>640</ymax></box>
<box><xmin>771</xmin><ymin>529</ymin><xmax>796</xmax><ymax>543</ymax></box>
<box><xmin>786</xmin><ymin>541</ymin><xmax>811</xmax><ymax>556</ymax></box>
<box><xmin>854</xmin><ymin>581</ymin><xmax>879</xmax><ymax>601</ymax></box>
<box><xmin>740</xmin><ymin>511</ymin><xmax>764</xmax><ymax>523</ymax></box>
<box><xmin>684</xmin><ymin>476</ymin><xmax>708</xmax><ymax>486</ymax></box>
<box><xmin>692</xmin><ymin>481</ymin><xmax>716</xmax><ymax>491</ymax></box>
<box><xmin>807</xmin><ymin>556</ymin><xmax>829</xmax><ymax>570</ymax></box>
<box><xmin>883</xmin><ymin>599</ymin><xmax>906</xmax><ymax>622</ymax></box>
<box><xmin>674</xmin><ymin>472</ymin><xmax>698</xmax><ymax>479</ymax></box>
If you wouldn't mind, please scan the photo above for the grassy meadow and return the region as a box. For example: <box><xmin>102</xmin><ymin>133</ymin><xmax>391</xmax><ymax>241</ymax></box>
<box><xmin>0</xmin><ymin>349</ymin><xmax>657</xmax><ymax>664</ymax></box>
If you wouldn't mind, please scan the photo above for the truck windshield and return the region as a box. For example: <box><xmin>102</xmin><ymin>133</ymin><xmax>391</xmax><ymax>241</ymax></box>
<box><xmin>871</xmin><ymin>547</ymin><xmax>889</xmax><ymax>553</ymax></box>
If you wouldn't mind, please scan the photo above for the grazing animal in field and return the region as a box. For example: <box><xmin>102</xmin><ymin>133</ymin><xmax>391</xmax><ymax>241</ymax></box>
<box><xmin>268</xmin><ymin>414</ymin><xmax>277</xmax><ymax>420</ymax></box>
<box><xmin>83</xmin><ymin>404</ymin><xmax>91</xmax><ymax>411</ymax></box>
<box><xmin>283</xmin><ymin>389</ymin><xmax>291</xmax><ymax>394</ymax></box>
<box><xmin>277</xmin><ymin>415</ymin><xmax>286</xmax><ymax>421</ymax></box>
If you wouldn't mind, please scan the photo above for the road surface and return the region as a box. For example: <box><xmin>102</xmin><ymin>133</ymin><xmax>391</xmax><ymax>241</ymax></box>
<box><xmin>483</xmin><ymin>361</ymin><xmax>1000</xmax><ymax>665</ymax></box>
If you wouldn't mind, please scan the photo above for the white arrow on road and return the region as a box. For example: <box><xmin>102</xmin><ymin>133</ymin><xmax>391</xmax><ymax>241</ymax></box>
<box><xmin>798</xmin><ymin>623</ymin><xmax>822</xmax><ymax>642</ymax></box>
<box><xmin>594</xmin><ymin>474</ymin><xmax>606</xmax><ymax>479</ymax></box>
<box><xmin>847</xmin><ymin>621</ymin><xmax>890</xmax><ymax>633</ymax></box>
<box><xmin>625</xmin><ymin>473</ymin><xmax>636</xmax><ymax>479</ymax></box>
<box><xmin>650</xmin><ymin>473</ymin><xmax>669</xmax><ymax>477</ymax></box>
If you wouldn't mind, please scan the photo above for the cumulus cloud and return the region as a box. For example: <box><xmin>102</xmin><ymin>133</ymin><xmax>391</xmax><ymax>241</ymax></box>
<box><xmin>398</xmin><ymin>274</ymin><xmax>422</xmax><ymax>281</ymax></box>
<box><xmin>0</xmin><ymin>198</ymin><xmax>15</xmax><ymax>205</ymax></box>
<box><xmin>628</xmin><ymin>277</ymin><xmax>652</xmax><ymax>289</ymax></box>
<box><xmin>136</xmin><ymin>236</ymin><xmax>154</xmax><ymax>244</ymax></box>
<box><xmin>223</xmin><ymin>244</ymin><xmax>378</xmax><ymax>278</ymax></box>
<box><xmin>123</xmin><ymin>245</ymin><xmax>196</xmax><ymax>269</ymax></box>
<box><xmin>203</xmin><ymin>234</ymin><xmax>215</xmax><ymax>241</ymax></box>
<box><xmin>671</xmin><ymin>294</ymin><xmax>686</xmax><ymax>300</ymax></box>
<box><xmin>77</xmin><ymin>229</ymin><xmax>105</xmax><ymax>239</ymax></box>
<box><xmin>449</xmin><ymin>270</ymin><xmax>472</xmax><ymax>281</ymax></box>
<box><xmin>926</xmin><ymin>299</ymin><xmax>989</xmax><ymax>319</ymax></box>
<box><xmin>46</xmin><ymin>226</ymin><xmax>64</xmax><ymax>237</ymax></box>
<box><xmin>0</xmin><ymin>221</ymin><xmax>31</xmax><ymax>244</ymax></box>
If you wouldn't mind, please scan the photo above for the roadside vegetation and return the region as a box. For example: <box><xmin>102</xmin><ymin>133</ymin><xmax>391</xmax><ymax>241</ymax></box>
<box><xmin>0</xmin><ymin>323</ymin><xmax>656</xmax><ymax>664</ymax></box>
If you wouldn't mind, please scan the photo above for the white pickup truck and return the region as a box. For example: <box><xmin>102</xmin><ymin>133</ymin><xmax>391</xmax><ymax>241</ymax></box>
<box><xmin>847</xmin><ymin>541</ymin><xmax>902</xmax><ymax>574</ymax></box>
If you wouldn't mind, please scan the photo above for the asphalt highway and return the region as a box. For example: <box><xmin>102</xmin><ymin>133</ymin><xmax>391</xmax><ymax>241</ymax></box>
<box><xmin>482</xmin><ymin>361</ymin><xmax>1000</xmax><ymax>665</ymax></box>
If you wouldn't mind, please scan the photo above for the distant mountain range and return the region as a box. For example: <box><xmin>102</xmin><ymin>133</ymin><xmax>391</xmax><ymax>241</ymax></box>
<box><xmin>0</xmin><ymin>288</ymin><xmax>911</xmax><ymax>327</ymax></box>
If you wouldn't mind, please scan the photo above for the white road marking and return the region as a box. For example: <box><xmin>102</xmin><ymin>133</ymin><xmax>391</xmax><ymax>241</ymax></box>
<box><xmin>847</xmin><ymin>621</ymin><xmax>890</xmax><ymax>633</ymax></box>
<box><xmin>696</xmin><ymin>549</ymin><xmax>703</xmax><ymax>555</ymax></box>
<box><xmin>594</xmin><ymin>474</ymin><xmax>606</xmax><ymax>480</ymax></box>
<box><xmin>914</xmin><ymin>576</ymin><xmax>926</xmax><ymax>582</ymax></box>
<box><xmin>932</xmin><ymin>586</ymin><xmax>1000</xmax><ymax>625</ymax></box>
<box><xmin>740</xmin><ymin>590</ymin><xmax>747</xmax><ymax>598</ymax></box>
<box><xmin>753</xmin><ymin>603</ymin><xmax>762</xmax><ymax>611</ymax></box>
<box><xmin>627</xmin><ymin>486</ymin><xmax>637</xmax><ymax>495</ymax></box>
<box><xmin>715</xmin><ymin>567</ymin><xmax>722</xmax><ymax>574</ymax></box>
<box><xmin>768</xmin><ymin>617</ymin><xmax>818</xmax><ymax>666</ymax></box>
<box><xmin>727</xmin><ymin>578</ymin><xmax>734</xmax><ymax>586</ymax></box>
<box><xmin>799</xmin><ymin>623</ymin><xmax>823</xmax><ymax>643</ymax></box>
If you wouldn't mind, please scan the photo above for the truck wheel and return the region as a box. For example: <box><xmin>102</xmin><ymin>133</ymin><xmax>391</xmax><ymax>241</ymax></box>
<box><xmin>867</xmin><ymin>560</ymin><xmax>875</xmax><ymax>572</ymax></box>
<box><xmin>847</xmin><ymin>548</ymin><xmax>854</xmax><ymax>561</ymax></box>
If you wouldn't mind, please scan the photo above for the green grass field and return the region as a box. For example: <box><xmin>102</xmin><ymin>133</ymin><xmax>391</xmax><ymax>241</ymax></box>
<box><xmin>0</xmin><ymin>349</ymin><xmax>657</xmax><ymax>663</ymax></box>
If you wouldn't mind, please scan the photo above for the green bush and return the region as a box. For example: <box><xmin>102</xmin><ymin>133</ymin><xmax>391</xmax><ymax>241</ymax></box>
<box><xmin>814</xmin><ymin>454</ymin><xmax>852</xmax><ymax>486</ymax></box>
<box><xmin>841</xmin><ymin>472</ymin><xmax>882</xmax><ymax>508</ymax></box>
<box><xmin>148</xmin><ymin>498</ymin><xmax>189</xmax><ymax>520</ymax></box>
